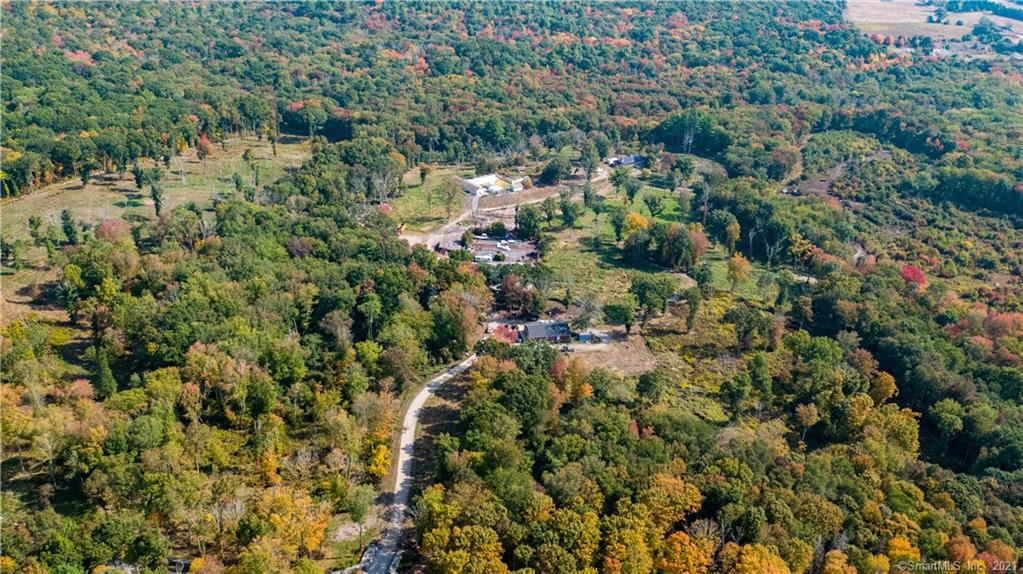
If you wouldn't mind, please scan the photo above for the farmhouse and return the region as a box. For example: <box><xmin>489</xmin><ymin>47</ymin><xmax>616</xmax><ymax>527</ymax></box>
<box><xmin>521</xmin><ymin>321</ymin><xmax>572</xmax><ymax>343</ymax></box>
<box><xmin>458</xmin><ymin>173</ymin><xmax>531</xmax><ymax>196</ymax></box>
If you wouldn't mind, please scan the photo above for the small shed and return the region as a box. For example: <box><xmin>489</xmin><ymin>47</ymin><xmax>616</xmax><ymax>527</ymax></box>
<box><xmin>578</xmin><ymin>331</ymin><xmax>611</xmax><ymax>344</ymax></box>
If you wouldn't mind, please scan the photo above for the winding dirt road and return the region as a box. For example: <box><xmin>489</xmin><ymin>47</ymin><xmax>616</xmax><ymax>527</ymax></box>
<box><xmin>360</xmin><ymin>354</ymin><xmax>478</xmax><ymax>574</ymax></box>
<box><xmin>354</xmin><ymin>168</ymin><xmax>615</xmax><ymax>573</ymax></box>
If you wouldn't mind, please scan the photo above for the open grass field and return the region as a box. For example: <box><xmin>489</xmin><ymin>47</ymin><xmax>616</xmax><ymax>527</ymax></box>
<box><xmin>544</xmin><ymin>211</ymin><xmax>636</xmax><ymax>305</ymax></box>
<box><xmin>1</xmin><ymin>135</ymin><xmax>309</xmax><ymax>242</ymax></box>
<box><xmin>628</xmin><ymin>185</ymin><xmax>689</xmax><ymax>222</ymax></box>
<box><xmin>845</xmin><ymin>0</ymin><xmax>1023</xmax><ymax>43</ymax></box>
<box><xmin>541</xmin><ymin>204</ymin><xmax>785</xmax><ymax>404</ymax></box>
<box><xmin>393</xmin><ymin>165</ymin><xmax>474</xmax><ymax>232</ymax></box>
<box><xmin>699</xmin><ymin>246</ymin><xmax>781</xmax><ymax>303</ymax></box>
<box><xmin>543</xmin><ymin>206</ymin><xmax>698</xmax><ymax>304</ymax></box>
<box><xmin>846</xmin><ymin>0</ymin><xmax>959</xmax><ymax>39</ymax></box>
<box><xmin>541</xmin><ymin>210</ymin><xmax>774</xmax><ymax>425</ymax></box>
<box><xmin>1</xmin><ymin>136</ymin><xmax>310</xmax><ymax>326</ymax></box>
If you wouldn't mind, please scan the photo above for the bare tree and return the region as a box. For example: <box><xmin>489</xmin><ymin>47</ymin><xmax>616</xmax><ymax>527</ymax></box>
<box><xmin>284</xmin><ymin>448</ymin><xmax>315</xmax><ymax>480</ymax></box>
<box><xmin>747</xmin><ymin>214</ymin><xmax>765</xmax><ymax>256</ymax></box>
<box><xmin>764</xmin><ymin>233</ymin><xmax>788</xmax><ymax>268</ymax></box>
<box><xmin>470</xmin><ymin>194</ymin><xmax>482</xmax><ymax>228</ymax></box>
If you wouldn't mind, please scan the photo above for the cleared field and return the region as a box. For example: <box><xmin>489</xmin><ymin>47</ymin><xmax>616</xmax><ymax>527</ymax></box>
<box><xmin>950</xmin><ymin>11</ymin><xmax>1023</xmax><ymax>39</ymax></box>
<box><xmin>628</xmin><ymin>186</ymin><xmax>688</xmax><ymax>222</ymax></box>
<box><xmin>393</xmin><ymin>165</ymin><xmax>473</xmax><ymax>232</ymax></box>
<box><xmin>1</xmin><ymin>262</ymin><xmax>64</xmax><ymax>325</ymax></box>
<box><xmin>544</xmin><ymin>215</ymin><xmax>634</xmax><ymax>305</ymax></box>
<box><xmin>1</xmin><ymin>135</ymin><xmax>309</xmax><ymax>241</ymax></box>
<box><xmin>1</xmin><ymin>136</ymin><xmax>309</xmax><ymax>325</ymax></box>
<box><xmin>565</xmin><ymin>335</ymin><xmax>658</xmax><ymax>375</ymax></box>
<box><xmin>699</xmin><ymin>246</ymin><xmax>780</xmax><ymax>303</ymax></box>
<box><xmin>846</xmin><ymin>0</ymin><xmax>1023</xmax><ymax>41</ymax></box>
<box><xmin>543</xmin><ymin>199</ymin><xmax>707</xmax><ymax>307</ymax></box>
<box><xmin>846</xmin><ymin>0</ymin><xmax>951</xmax><ymax>36</ymax></box>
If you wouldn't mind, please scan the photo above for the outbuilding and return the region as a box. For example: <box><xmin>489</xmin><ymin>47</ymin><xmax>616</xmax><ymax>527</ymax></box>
<box><xmin>457</xmin><ymin>174</ymin><xmax>531</xmax><ymax>196</ymax></box>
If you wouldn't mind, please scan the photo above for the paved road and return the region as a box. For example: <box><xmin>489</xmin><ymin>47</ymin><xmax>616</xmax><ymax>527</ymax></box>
<box><xmin>361</xmin><ymin>354</ymin><xmax>478</xmax><ymax>574</ymax></box>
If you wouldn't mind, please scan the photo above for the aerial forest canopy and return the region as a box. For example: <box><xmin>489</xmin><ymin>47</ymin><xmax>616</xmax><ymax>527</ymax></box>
<box><xmin>4</xmin><ymin>2</ymin><xmax>1022</xmax><ymax>212</ymax></box>
<box><xmin>1</xmin><ymin>2</ymin><xmax>1022</xmax><ymax>574</ymax></box>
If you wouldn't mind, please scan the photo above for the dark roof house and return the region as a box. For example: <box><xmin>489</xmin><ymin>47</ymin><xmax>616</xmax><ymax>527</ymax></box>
<box><xmin>521</xmin><ymin>321</ymin><xmax>571</xmax><ymax>342</ymax></box>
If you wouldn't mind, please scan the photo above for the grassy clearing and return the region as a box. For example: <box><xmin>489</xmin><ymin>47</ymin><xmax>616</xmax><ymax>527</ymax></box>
<box><xmin>630</xmin><ymin>186</ymin><xmax>689</xmax><ymax>222</ymax></box>
<box><xmin>544</xmin><ymin>210</ymin><xmax>634</xmax><ymax>304</ymax></box>
<box><xmin>545</xmin><ymin>239</ymin><xmax>634</xmax><ymax>304</ymax></box>
<box><xmin>594</xmin><ymin>182</ymin><xmax>691</xmax><ymax>227</ymax></box>
<box><xmin>542</xmin><ymin>205</ymin><xmax>699</xmax><ymax>307</ymax></box>
<box><xmin>542</xmin><ymin>186</ymin><xmax>782</xmax><ymax>304</ymax></box>
<box><xmin>1</xmin><ymin>135</ymin><xmax>309</xmax><ymax>242</ymax></box>
<box><xmin>393</xmin><ymin>165</ymin><xmax>473</xmax><ymax>231</ymax></box>
<box><xmin>641</xmin><ymin>291</ymin><xmax>750</xmax><ymax>425</ymax></box>
<box><xmin>541</xmin><ymin>198</ymin><xmax>778</xmax><ymax>420</ymax></box>
<box><xmin>1</xmin><ymin>136</ymin><xmax>309</xmax><ymax>326</ymax></box>
<box><xmin>845</xmin><ymin>0</ymin><xmax>1023</xmax><ymax>42</ymax></box>
<box><xmin>699</xmin><ymin>246</ymin><xmax>779</xmax><ymax>303</ymax></box>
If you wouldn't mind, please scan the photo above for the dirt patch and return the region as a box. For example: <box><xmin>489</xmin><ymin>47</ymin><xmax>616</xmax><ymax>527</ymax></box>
<box><xmin>566</xmin><ymin>333</ymin><xmax>657</xmax><ymax>375</ymax></box>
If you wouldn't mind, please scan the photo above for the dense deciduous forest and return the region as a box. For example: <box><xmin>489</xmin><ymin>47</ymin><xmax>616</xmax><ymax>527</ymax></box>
<box><xmin>1</xmin><ymin>2</ymin><xmax>1022</xmax><ymax>574</ymax></box>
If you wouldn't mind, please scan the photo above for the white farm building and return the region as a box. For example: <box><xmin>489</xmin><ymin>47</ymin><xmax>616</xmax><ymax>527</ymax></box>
<box><xmin>457</xmin><ymin>173</ymin><xmax>531</xmax><ymax>196</ymax></box>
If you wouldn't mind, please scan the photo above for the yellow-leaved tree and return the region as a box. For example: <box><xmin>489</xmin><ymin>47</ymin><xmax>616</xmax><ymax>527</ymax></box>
<box><xmin>727</xmin><ymin>253</ymin><xmax>752</xmax><ymax>292</ymax></box>
<box><xmin>367</xmin><ymin>443</ymin><xmax>391</xmax><ymax>482</ymax></box>
<box><xmin>601</xmin><ymin>501</ymin><xmax>656</xmax><ymax>574</ymax></box>
<box><xmin>639</xmin><ymin>473</ymin><xmax>702</xmax><ymax>533</ymax></box>
<box><xmin>423</xmin><ymin>525</ymin><xmax>510</xmax><ymax>574</ymax></box>
<box><xmin>656</xmin><ymin>531</ymin><xmax>713</xmax><ymax>574</ymax></box>
<box><xmin>624</xmin><ymin>211</ymin><xmax>650</xmax><ymax>237</ymax></box>
<box><xmin>887</xmin><ymin>536</ymin><xmax>921</xmax><ymax>564</ymax></box>
<box><xmin>821</xmin><ymin>549</ymin><xmax>857</xmax><ymax>574</ymax></box>
<box><xmin>718</xmin><ymin>542</ymin><xmax>792</xmax><ymax>574</ymax></box>
<box><xmin>247</xmin><ymin>486</ymin><xmax>331</xmax><ymax>561</ymax></box>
